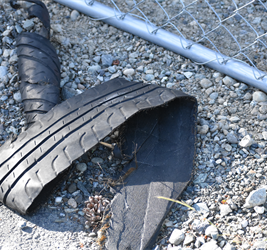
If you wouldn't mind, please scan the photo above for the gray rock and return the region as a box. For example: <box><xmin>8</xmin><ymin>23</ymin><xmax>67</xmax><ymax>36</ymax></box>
<box><xmin>88</xmin><ymin>64</ymin><xmax>101</xmax><ymax>74</ymax></box>
<box><xmin>145</xmin><ymin>74</ymin><xmax>155</xmax><ymax>81</ymax></box>
<box><xmin>244</xmin><ymin>188</ymin><xmax>266</xmax><ymax>208</ymax></box>
<box><xmin>261</xmin><ymin>20</ymin><xmax>267</xmax><ymax>30</ymax></box>
<box><xmin>123</xmin><ymin>68</ymin><xmax>135</xmax><ymax>76</ymax></box>
<box><xmin>101</xmin><ymin>54</ymin><xmax>114</xmax><ymax>66</ymax></box>
<box><xmin>220</xmin><ymin>204</ymin><xmax>232</xmax><ymax>216</ymax></box>
<box><xmin>0</xmin><ymin>82</ymin><xmax>4</xmax><ymax>90</ymax></box>
<box><xmin>253</xmin><ymin>91</ymin><xmax>267</xmax><ymax>102</ymax></box>
<box><xmin>70</xmin><ymin>10</ymin><xmax>80</xmax><ymax>21</ymax></box>
<box><xmin>1</xmin><ymin>96</ymin><xmax>8</xmax><ymax>101</ymax></box>
<box><xmin>0</xmin><ymin>124</ymin><xmax>4</xmax><ymax>134</ymax></box>
<box><xmin>176</xmin><ymin>74</ymin><xmax>186</xmax><ymax>80</ymax></box>
<box><xmin>13</xmin><ymin>92</ymin><xmax>21</xmax><ymax>102</ymax></box>
<box><xmin>3</xmin><ymin>36</ymin><xmax>13</xmax><ymax>45</ymax></box>
<box><xmin>77</xmin><ymin>181</ymin><xmax>90</xmax><ymax>197</ymax></box>
<box><xmin>0</xmin><ymin>66</ymin><xmax>8</xmax><ymax>80</ymax></box>
<box><xmin>91</xmin><ymin>157</ymin><xmax>104</xmax><ymax>164</ymax></box>
<box><xmin>76</xmin><ymin>163</ymin><xmax>87</xmax><ymax>173</ymax></box>
<box><xmin>68</xmin><ymin>183</ymin><xmax>77</xmax><ymax>193</ymax></box>
<box><xmin>23</xmin><ymin>20</ymin><xmax>34</xmax><ymax>30</ymax></box>
<box><xmin>15</xmin><ymin>24</ymin><xmax>23</xmax><ymax>34</ymax></box>
<box><xmin>200</xmin><ymin>78</ymin><xmax>213</xmax><ymax>88</ymax></box>
<box><xmin>169</xmin><ymin>229</ymin><xmax>185</xmax><ymax>245</ymax></box>
<box><xmin>51</xmin><ymin>24</ymin><xmax>62</xmax><ymax>33</ymax></box>
<box><xmin>183</xmin><ymin>233</ymin><xmax>195</xmax><ymax>246</ymax></box>
<box><xmin>210</xmin><ymin>92</ymin><xmax>218</xmax><ymax>100</ymax></box>
<box><xmin>93</xmin><ymin>56</ymin><xmax>101</xmax><ymax>63</ymax></box>
<box><xmin>108</xmin><ymin>66</ymin><xmax>116</xmax><ymax>74</ymax></box>
<box><xmin>229</xmin><ymin>116</ymin><xmax>240</xmax><ymax>123</ymax></box>
<box><xmin>198</xmin><ymin>125</ymin><xmax>209</xmax><ymax>134</ymax></box>
<box><xmin>205</xmin><ymin>225</ymin><xmax>219</xmax><ymax>239</ymax></box>
<box><xmin>227</xmin><ymin>133</ymin><xmax>238</xmax><ymax>144</ymax></box>
<box><xmin>239</xmin><ymin>135</ymin><xmax>254</xmax><ymax>147</ymax></box>
<box><xmin>223</xmin><ymin>76</ymin><xmax>236</xmax><ymax>86</ymax></box>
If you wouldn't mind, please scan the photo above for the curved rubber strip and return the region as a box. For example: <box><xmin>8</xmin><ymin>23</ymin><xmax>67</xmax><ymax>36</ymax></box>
<box><xmin>15</xmin><ymin>1</ymin><xmax>61</xmax><ymax>126</ymax></box>
<box><xmin>0</xmin><ymin>78</ymin><xmax>197</xmax><ymax>217</ymax></box>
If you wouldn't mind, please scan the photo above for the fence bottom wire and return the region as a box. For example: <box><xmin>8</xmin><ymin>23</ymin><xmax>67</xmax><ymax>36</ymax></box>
<box><xmin>54</xmin><ymin>0</ymin><xmax>267</xmax><ymax>93</ymax></box>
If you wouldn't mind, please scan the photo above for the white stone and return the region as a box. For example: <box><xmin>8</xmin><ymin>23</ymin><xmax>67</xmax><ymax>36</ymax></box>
<box><xmin>244</xmin><ymin>188</ymin><xmax>266</xmax><ymax>208</ymax></box>
<box><xmin>253</xmin><ymin>91</ymin><xmax>267</xmax><ymax>102</ymax></box>
<box><xmin>220</xmin><ymin>204</ymin><xmax>232</xmax><ymax>216</ymax></box>
<box><xmin>55</xmin><ymin>197</ymin><xmax>63</xmax><ymax>203</ymax></box>
<box><xmin>3</xmin><ymin>49</ymin><xmax>11</xmax><ymax>58</ymax></box>
<box><xmin>200</xmin><ymin>78</ymin><xmax>213</xmax><ymax>88</ymax></box>
<box><xmin>254</xmin><ymin>206</ymin><xmax>265</xmax><ymax>214</ymax></box>
<box><xmin>70</xmin><ymin>10</ymin><xmax>80</xmax><ymax>21</ymax></box>
<box><xmin>183</xmin><ymin>72</ymin><xmax>193</xmax><ymax>79</ymax></box>
<box><xmin>223</xmin><ymin>243</ymin><xmax>235</xmax><ymax>250</ymax></box>
<box><xmin>123</xmin><ymin>68</ymin><xmax>135</xmax><ymax>76</ymax></box>
<box><xmin>110</xmin><ymin>72</ymin><xmax>120</xmax><ymax>80</ymax></box>
<box><xmin>193</xmin><ymin>202</ymin><xmax>209</xmax><ymax>216</ymax></box>
<box><xmin>169</xmin><ymin>229</ymin><xmax>185</xmax><ymax>245</ymax></box>
<box><xmin>0</xmin><ymin>66</ymin><xmax>8</xmax><ymax>80</ymax></box>
<box><xmin>13</xmin><ymin>92</ymin><xmax>21</xmax><ymax>102</ymax></box>
<box><xmin>195</xmin><ymin>237</ymin><xmax>205</xmax><ymax>248</ymax></box>
<box><xmin>262</xmin><ymin>131</ymin><xmax>267</xmax><ymax>140</ymax></box>
<box><xmin>239</xmin><ymin>135</ymin><xmax>254</xmax><ymax>147</ymax></box>
<box><xmin>200</xmin><ymin>240</ymin><xmax>219</xmax><ymax>250</ymax></box>
<box><xmin>241</xmin><ymin>220</ymin><xmax>248</xmax><ymax>228</ymax></box>
<box><xmin>183</xmin><ymin>233</ymin><xmax>195</xmax><ymax>246</ymax></box>
<box><xmin>17</xmin><ymin>220</ymin><xmax>27</xmax><ymax>229</ymax></box>
<box><xmin>205</xmin><ymin>225</ymin><xmax>218</xmax><ymax>239</ymax></box>
<box><xmin>76</xmin><ymin>163</ymin><xmax>87</xmax><ymax>173</ymax></box>
<box><xmin>9</xmin><ymin>54</ymin><xmax>18</xmax><ymax>64</ymax></box>
<box><xmin>68</xmin><ymin>198</ymin><xmax>77</xmax><ymax>208</ymax></box>
<box><xmin>23</xmin><ymin>20</ymin><xmax>34</xmax><ymax>30</ymax></box>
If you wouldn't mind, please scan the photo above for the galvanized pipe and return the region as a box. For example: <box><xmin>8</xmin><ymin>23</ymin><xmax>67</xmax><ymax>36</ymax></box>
<box><xmin>54</xmin><ymin>0</ymin><xmax>267</xmax><ymax>93</ymax></box>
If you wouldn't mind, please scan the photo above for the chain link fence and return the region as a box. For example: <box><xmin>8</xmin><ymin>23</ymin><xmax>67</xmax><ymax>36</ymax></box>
<box><xmin>56</xmin><ymin>0</ymin><xmax>267</xmax><ymax>91</ymax></box>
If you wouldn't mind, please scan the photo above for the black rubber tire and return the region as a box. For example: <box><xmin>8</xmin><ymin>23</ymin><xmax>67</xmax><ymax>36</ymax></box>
<box><xmin>0</xmin><ymin>78</ymin><xmax>197</xmax><ymax>214</ymax></box>
<box><xmin>17</xmin><ymin>32</ymin><xmax>61</xmax><ymax>126</ymax></box>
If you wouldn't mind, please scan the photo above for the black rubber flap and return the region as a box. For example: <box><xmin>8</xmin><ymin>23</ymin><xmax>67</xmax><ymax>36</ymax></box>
<box><xmin>106</xmin><ymin>95</ymin><xmax>197</xmax><ymax>249</ymax></box>
<box><xmin>0</xmin><ymin>79</ymin><xmax>197</xmax><ymax>246</ymax></box>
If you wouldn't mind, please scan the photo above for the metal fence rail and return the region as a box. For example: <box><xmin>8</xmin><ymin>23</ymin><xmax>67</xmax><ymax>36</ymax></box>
<box><xmin>54</xmin><ymin>0</ymin><xmax>267</xmax><ymax>92</ymax></box>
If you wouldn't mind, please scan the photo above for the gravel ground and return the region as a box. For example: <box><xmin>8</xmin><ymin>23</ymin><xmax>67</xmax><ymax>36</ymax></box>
<box><xmin>1</xmin><ymin>1</ymin><xmax>267</xmax><ymax>250</ymax></box>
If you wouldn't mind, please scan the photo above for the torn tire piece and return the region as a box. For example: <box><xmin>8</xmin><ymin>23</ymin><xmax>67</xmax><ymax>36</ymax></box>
<box><xmin>10</xmin><ymin>0</ymin><xmax>50</xmax><ymax>38</ymax></box>
<box><xmin>15</xmin><ymin>1</ymin><xmax>60</xmax><ymax>126</ymax></box>
<box><xmin>106</xmin><ymin>96</ymin><xmax>197</xmax><ymax>250</ymax></box>
<box><xmin>0</xmin><ymin>79</ymin><xmax>197</xmax><ymax>224</ymax></box>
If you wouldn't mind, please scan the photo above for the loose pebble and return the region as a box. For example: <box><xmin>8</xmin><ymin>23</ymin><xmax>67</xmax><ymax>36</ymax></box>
<box><xmin>169</xmin><ymin>229</ymin><xmax>185</xmax><ymax>245</ymax></box>
<box><xmin>244</xmin><ymin>188</ymin><xmax>266</xmax><ymax>208</ymax></box>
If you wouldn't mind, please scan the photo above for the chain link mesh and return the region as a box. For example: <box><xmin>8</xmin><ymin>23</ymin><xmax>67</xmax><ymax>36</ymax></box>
<box><xmin>88</xmin><ymin>0</ymin><xmax>267</xmax><ymax>80</ymax></box>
